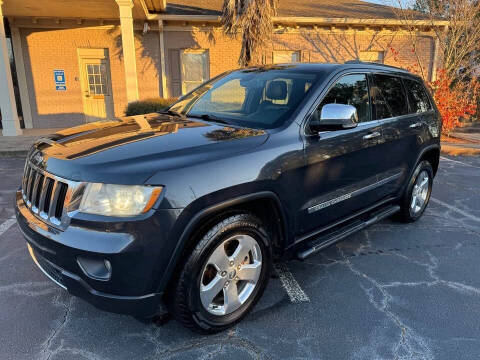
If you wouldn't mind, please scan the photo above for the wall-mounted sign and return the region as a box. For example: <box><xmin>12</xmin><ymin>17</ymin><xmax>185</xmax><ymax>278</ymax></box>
<box><xmin>54</xmin><ymin>69</ymin><xmax>66</xmax><ymax>91</ymax></box>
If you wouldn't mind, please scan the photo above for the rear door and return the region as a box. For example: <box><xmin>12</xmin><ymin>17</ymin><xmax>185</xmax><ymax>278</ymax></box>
<box><xmin>368</xmin><ymin>73</ymin><xmax>414</xmax><ymax>198</ymax></box>
<box><xmin>403</xmin><ymin>77</ymin><xmax>436</xmax><ymax>159</ymax></box>
<box><xmin>298</xmin><ymin>72</ymin><xmax>386</xmax><ymax>236</ymax></box>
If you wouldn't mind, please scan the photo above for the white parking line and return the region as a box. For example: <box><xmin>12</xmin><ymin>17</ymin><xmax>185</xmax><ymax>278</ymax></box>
<box><xmin>440</xmin><ymin>156</ymin><xmax>480</xmax><ymax>169</ymax></box>
<box><xmin>274</xmin><ymin>263</ymin><xmax>310</xmax><ymax>303</ymax></box>
<box><xmin>0</xmin><ymin>216</ymin><xmax>17</xmax><ymax>237</ymax></box>
<box><xmin>431</xmin><ymin>198</ymin><xmax>480</xmax><ymax>223</ymax></box>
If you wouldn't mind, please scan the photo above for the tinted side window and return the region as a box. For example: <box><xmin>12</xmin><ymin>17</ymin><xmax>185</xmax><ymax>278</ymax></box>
<box><xmin>319</xmin><ymin>74</ymin><xmax>370</xmax><ymax>123</ymax></box>
<box><xmin>404</xmin><ymin>78</ymin><xmax>432</xmax><ymax>113</ymax></box>
<box><xmin>371</xmin><ymin>74</ymin><xmax>408</xmax><ymax>120</ymax></box>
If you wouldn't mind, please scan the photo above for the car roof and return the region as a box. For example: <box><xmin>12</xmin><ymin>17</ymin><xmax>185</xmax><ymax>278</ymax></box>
<box><xmin>245</xmin><ymin>62</ymin><xmax>416</xmax><ymax>78</ymax></box>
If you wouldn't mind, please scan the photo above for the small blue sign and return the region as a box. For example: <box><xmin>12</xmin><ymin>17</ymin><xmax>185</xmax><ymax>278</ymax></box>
<box><xmin>54</xmin><ymin>69</ymin><xmax>66</xmax><ymax>91</ymax></box>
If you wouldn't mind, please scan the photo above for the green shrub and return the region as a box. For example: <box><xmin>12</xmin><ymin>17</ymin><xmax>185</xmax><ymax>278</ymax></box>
<box><xmin>125</xmin><ymin>98</ymin><xmax>177</xmax><ymax>116</ymax></box>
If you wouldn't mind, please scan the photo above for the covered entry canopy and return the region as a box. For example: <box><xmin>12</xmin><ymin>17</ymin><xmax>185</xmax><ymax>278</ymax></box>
<box><xmin>2</xmin><ymin>0</ymin><xmax>166</xmax><ymax>19</ymax></box>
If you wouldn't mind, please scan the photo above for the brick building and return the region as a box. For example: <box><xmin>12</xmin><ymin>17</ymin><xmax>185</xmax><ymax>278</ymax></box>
<box><xmin>0</xmin><ymin>0</ymin><xmax>447</xmax><ymax>135</ymax></box>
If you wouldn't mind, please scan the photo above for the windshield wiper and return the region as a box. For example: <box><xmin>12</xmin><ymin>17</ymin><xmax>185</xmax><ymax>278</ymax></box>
<box><xmin>188</xmin><ymin>113</ymin><xmax>230</xmax><ymax>125</ymax></box>
<box><xmin>159</xmin><ymin>109</ymin><xmax>185</xmax><ymax>118</ymax></box>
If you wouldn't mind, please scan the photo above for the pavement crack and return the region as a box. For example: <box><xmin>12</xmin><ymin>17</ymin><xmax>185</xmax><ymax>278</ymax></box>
<box><xmin>39</xmin><ymin>293</ymin><xmax>73</xmax><ymax>360</ymax></box>
<box><xmin>337</xmin><ymin>245</ymin><xmax>434</xmax><ymax>360</ymax></box>
<box><xmin>391</xmin><ymin>250</ymin><xmax>480</xmax><ymax>297</ymax></box>
<box><xmin>132</xmin><ymin>326</ymin><xmax>271</xmax><ymax>360</ymax></box>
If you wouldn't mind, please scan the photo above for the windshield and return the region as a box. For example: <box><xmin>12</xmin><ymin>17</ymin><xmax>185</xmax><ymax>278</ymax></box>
<box><xmin>168</xmin><ymin>67</ymin><xmax>324</xmax><ymax>129</ymax></box>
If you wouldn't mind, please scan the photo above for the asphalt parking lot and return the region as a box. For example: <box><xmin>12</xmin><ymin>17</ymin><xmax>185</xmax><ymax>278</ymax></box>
<box><xmin>1</xmin><ymin>155</ymin><xmax>479</xmax><ymax>360</ymax></box>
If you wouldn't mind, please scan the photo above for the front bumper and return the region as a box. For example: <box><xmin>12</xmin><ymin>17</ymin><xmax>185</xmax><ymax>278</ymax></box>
<box><xmin>26</xmin><ymin>243</ymin><xmax>161</xmax><ymax>316</ymax></box>
<box><xmin>15</xmin><ymin>190</ymin><xmax>179</xmax><ymax>317</ymax></box>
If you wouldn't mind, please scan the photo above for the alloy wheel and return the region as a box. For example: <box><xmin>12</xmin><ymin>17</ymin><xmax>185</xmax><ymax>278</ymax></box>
<box><xmin>411</xmin><ymin>170</ymin><xmax>430</xmax><ymax>214</ymax></box>
<box><xmin>200</xmin><ymin>234</ymin><xmax>262</xmax><ymax>316</ymax></box>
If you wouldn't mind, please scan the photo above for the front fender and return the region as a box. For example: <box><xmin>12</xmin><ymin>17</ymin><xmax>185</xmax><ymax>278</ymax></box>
<box><xmin>155</xmin><ymin>190</ymin><xmax>288</xmax><ymax>293</ymax></box>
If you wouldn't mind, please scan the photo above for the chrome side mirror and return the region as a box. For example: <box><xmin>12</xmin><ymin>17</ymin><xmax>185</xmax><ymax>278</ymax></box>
<box><xmin>310</xmin><ymin>103</ymin><xmax>359</xmax><ymax>132</ymax></box>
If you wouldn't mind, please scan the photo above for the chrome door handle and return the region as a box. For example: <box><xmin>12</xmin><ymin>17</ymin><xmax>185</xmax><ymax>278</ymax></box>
<box><xmin>409</xmin><ymin>122</ymin><xmax>422</xmax><ymax>128</ymax></box>
<box><xmin>363</xmin><ymin>131</ymin><xmax>381</xmax><ymax>140</ymax></box>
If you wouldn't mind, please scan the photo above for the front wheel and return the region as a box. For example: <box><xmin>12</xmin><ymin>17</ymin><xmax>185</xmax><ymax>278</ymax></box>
<box><xmin>168</xmin><ymin>213</ymin><xmax>272</xmax><ymax>333</ymax></box>
<box><xmin>399</xmin><ymin>160</ymin><xmax>433</xmax><ymax>222</ymax></box>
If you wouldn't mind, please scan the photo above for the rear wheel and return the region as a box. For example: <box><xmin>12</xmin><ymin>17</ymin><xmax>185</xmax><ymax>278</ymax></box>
<box><xmin>399</xmin><ymin>160</ymin><xmax>433</xmax><ymax>222</ymax></box>
<box><xmin>168</xmin><ymin>213</ymin><xmax>272</xmax><ymax>333</ymax></box>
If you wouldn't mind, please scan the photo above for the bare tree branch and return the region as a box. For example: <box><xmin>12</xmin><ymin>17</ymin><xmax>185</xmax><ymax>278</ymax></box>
<box><xmin>393</xmin><ymin>0</ymin><xmax>480</xmax><ymax>82</ymax></box>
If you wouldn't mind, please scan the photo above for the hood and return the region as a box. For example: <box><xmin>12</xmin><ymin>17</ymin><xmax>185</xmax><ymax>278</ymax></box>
<box><xmin>31</xmin><ymin>114</ymin><xmax>268</xmax><ymax>184</ymax></box>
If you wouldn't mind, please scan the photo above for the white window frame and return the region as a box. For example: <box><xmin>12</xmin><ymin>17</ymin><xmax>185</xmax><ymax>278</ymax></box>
<box><xmin>359</xmin><ymin>51</ymin><xmax>385</xmax><ymax>64</ymax></box>
<box><xmin>273</xmin><ymin>50</ymin><xmax>301</xmax><ymax>64</ymax></box>
<box><xmin>180</xmin><ymin>49</ymin><xmax>210</xmax><ymax>95</ymax></box>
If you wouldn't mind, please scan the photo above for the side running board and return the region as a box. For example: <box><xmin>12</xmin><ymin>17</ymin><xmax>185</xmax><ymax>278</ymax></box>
<box><xmin>297</xmin><ymin>204</ymin><xmax>400</xmax><ymax>260</ymax></box>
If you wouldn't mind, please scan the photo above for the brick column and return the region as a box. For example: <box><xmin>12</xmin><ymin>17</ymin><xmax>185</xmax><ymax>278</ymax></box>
<box><xmin>0</xmin><ymin>0</ymin><xmax>22</xmax><ymax>136</ymax></box>
<box><xmin>11</xmin><ymin>26</ymin><xmax>33</xmax><ymax>128</ymax></box>
<box><xmin>158</xmin><ymin>19</ymin><xmax>168</xmax><ymax>98</ymax></box>
<box><xmin>116</xmin><ymin>0</ymin><xmax>139</xmax><ymax>103</ymax></box>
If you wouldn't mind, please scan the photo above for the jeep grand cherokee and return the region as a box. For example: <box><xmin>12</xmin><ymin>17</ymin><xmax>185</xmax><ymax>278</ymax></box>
<box><xmin>15</xmin><ymin>62</ymin><xmax>440</xmax><ymax>333</ymax></box>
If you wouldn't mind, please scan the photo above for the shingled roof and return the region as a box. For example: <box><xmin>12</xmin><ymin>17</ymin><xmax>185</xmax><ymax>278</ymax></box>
<box><xmin>165</xmin><ymin>0</ymin><xmax>425</xmax><ymax>20</ymax></box>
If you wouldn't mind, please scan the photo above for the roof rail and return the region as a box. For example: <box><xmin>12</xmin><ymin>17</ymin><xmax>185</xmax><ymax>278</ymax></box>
<box><xmin>344</xmin><ymin>60</ymin><xmax>407</xmax><ymax>72</ymax></box>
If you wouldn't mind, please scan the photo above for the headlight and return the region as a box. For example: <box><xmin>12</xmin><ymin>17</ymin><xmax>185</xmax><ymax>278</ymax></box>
<box><xmin>78</xmin><ymin>183</ymin><xmax>163</xmax><ymax>217</ymax></box>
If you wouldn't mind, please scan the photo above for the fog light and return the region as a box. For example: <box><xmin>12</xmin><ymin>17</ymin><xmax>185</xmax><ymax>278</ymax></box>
<box><xmin>77</xmin><ymin>256</ymin><xmax>112</xmax><ymax>281</ymax></box>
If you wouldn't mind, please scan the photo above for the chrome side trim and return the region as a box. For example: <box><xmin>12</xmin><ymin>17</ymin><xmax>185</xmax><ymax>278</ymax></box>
<box><xmin>27</xmin><ymin>244</ymin><xmax>67</xmax><ymax>290</ymax></box>
<box><xmin>308</xmin><ymin>193</ymin><xmax>352</xmax><ymax>213</ymax></box>
<box><xmin>307</xmin><ymin>172</ymin><xmax>402</xmax><ymax>214</ymax></box>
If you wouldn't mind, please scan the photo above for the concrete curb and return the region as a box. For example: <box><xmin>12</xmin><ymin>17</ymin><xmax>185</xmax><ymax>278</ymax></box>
<box><xmin>441</xmin><ymin>143</ymin><xmax>480</xmax><ymax>156</ymax></box>
<box><xmin>448</xmin><ymin>133</ymin><xmax>480</xmax><ymax>144</ymax></box>
<box><xmin>442</xmin><ymin>142</ymin><xmax>480</xmax><ymax>149</ymax></box>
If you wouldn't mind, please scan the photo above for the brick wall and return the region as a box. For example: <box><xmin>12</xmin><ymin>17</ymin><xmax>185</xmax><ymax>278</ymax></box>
<box><xmin>18</xmin><ymin>24</ymin><xmax>436</xmax><ymax>129</ymax></box>
<box><xmin>20</xmin><ymin>26</ymin><xmax>160</xmax><ymax>128</ymax></box>
<box><xmin>164</xmin><ymin>27</ymin><xmax>436</xmax><ymax>97</ymax></box>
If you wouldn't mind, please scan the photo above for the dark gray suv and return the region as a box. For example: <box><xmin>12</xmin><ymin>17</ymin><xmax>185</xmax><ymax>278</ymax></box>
<box><xmin>15</xmin><ymin>62</ymin><xmax>440</xmax><ymax>333</ymax></box>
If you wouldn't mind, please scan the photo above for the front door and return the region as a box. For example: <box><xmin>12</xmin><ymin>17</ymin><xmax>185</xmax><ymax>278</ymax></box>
<box><xmin>298</xmin><ymin>73</ymin><xmax>387</xmax><ymax>236</ymax></box>
<box><xmin>78</xmin><ymin>48</ymin><xmax>114</xmax><ymax>123</ymax></box>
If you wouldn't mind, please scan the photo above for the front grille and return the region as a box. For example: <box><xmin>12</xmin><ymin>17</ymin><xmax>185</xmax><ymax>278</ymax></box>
<box><xmin>21</xmin><ymin>160</ymin><xmax>70</xmax><ymax>227</ymax></box>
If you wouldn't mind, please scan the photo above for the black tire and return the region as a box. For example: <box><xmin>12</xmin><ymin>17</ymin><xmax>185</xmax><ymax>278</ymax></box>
<box><xmin>168</xmin><ymin>213</ymin><xmax>272</xmax><ymax>334</ymax></box>
<box><xmin>399</xmin><ymin>160</ymin><xmax>433</xmax><ymax>222</ymax></box>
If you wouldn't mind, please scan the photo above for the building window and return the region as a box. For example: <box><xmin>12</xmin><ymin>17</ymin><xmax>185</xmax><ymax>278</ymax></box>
<box><xmin>273</xmin><ymin>51</ymin><xmax>300</xmax><ymax>64</ymax></box>
<box><xmin>359</xmin><ymin>51</ymin><xmax>384</xmax><ymax>64</ymax></box>
<box><xmin>181</xmin><ymin>49</ymin><xmax>209</xmax><ymax>95</ymax></box>
<box><xmin>86</xmin><ymin>64</ymin><xmax>108</xmax><ymax>95</ymax></box>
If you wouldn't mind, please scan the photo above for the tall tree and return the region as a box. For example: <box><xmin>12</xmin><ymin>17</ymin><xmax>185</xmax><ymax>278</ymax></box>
<box><xmin>221</xmin><ymin>0</ymin><xmax>277</xmax><ymax>67</ymax></box>
<box><xmin>395</xmin><ymin>0</ymin><xmax>480</xmax><ymax>81</ymax></box>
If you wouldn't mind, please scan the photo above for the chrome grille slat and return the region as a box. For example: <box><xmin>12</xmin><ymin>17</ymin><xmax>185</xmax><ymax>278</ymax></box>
<box><xmin>55</xmin><ymin>183</ymin><xmax>68</xmax><ymax>220</ymax></box>
<box><xmin>39</xmin><ymin>177</ymin><xmax>52</xmax><ymax>217</ymax></box>
<box><xmin>48</xmin><ymin>181</ymin><xmax>61</xmax><ymax>220</ymax></box>
<box><xmin>22</xmin><ymin>165</ymin><xmax>30</xmax><ymax>193</ymax></box>
<box><xmin>44</xmin><ymin>179</ymin><xmax>55</xmax><ymax>215</ymax></box>
<box><xmin>31</xmin><ymin>173</ymin><xmax>43</xmax><ymax>212</ymax></box>
<box><xmin>21</xmin><ymin>157</ymin><xmax>78</xmax><ymax>229</ymax></box>
<box><xmin>26</xmin><ymin>169</ymin><xmax>35</xmax><ymax>204</ymax></box>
